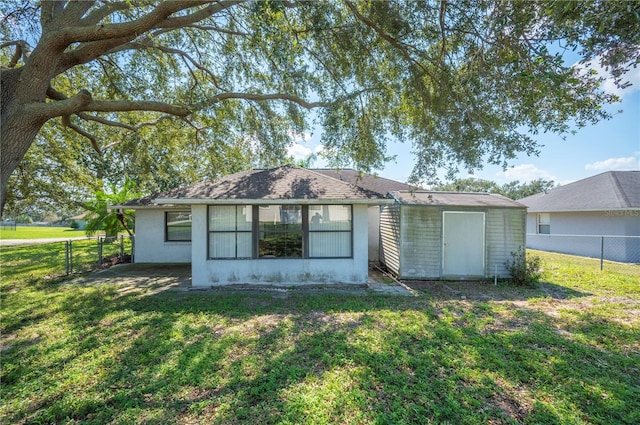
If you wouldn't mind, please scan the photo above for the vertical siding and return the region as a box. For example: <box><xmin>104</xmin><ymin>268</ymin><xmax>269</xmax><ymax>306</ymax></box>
<box><xmin>379</xmin><ymin>203</ymin><xmax>401</xmax><ymax>275</ymax></box>
<box><xmin>486</xmin><ymin>208</ymin><xmax>526</xmax><ymax>277</ymax></box>
<box><xmin>400</xmin><ymin>206</ymin><xmax>441</xmax><ymax>279</ymax></box>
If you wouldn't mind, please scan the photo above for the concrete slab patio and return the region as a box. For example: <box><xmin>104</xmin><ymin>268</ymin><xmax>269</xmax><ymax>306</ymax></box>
<box><xmin>69</xmin><ymin>263</ymin><xmax>413</xmax><ymax>296</ymax></box>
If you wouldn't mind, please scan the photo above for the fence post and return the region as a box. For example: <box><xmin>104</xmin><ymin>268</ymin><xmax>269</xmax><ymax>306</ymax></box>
<box><xmin>600</xmin><ymin>236</ymin><xmax>604</xmax><ymax>271</ymax></box>
<box><xmin>98</xmin><ymin>237</ymin><xmax>103</xmax><ymax>266</ymax></box>
<box><xmin>69</xmin><ymin>240</ymin><xmax>73</xmax><ymax>274</ymax></box>
<box><xmin>65</xmin><ymin>241</ymin><xmax>70</xmax><ymax>275</ymax></box>
<box><xmin>120</xmin><ymin>235</ymin><xmax>124</xmax><ymax>259</ymax></box>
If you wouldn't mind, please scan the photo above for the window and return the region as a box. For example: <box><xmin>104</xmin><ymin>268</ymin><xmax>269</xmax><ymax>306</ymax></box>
<box><xmin>259</xmin><ymin>205</ymin><xmax>303</xmax><ymax>257</ymax></box>
<box><xmin>308</xmin><ymin>205</ymin><xmax>352</xmax><ymax>257</ymax></box>
<box><xmin>206</xmin><ymin>204</ymin><xmax>353</xmax><ymax>259</ymax></box>
<box><xmin>538</xmin><ymin>213</ymin><xmax>550</xmax><ymax>234</ymax></box>
<box><xmin>166</xmin><ymin>211</ymin><xmax>191</xmax><ymax>241</ymax></box>
<box><xmin>209</xmin><ymin>206</ymin><xmax>252</xmax><ymax>258</ymax></box>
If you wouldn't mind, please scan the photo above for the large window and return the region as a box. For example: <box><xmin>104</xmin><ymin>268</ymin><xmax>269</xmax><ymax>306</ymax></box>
<box><xmin>207</xmin><ymin>205</ymin><xmax>352</xmax><ymax>259</ymax></box>
<box><xmin>209</xmin><ymin>206</ymin><xmax>252</xmax><ymax>258</ymax></box>
<box><xmin>538</xmin><ymin>213</ymin><xmax>551</xmax><ymax>234</ymax></box>
<box><xmin>259</xmin><ymin>205</ymin><xmax>303</xmax><ymax>257</ymax></box>
<box><xmin>166</xmin><ymin>211</ymin><xmax>192</xmax><ymax>241</ymax></box>
<box><xmin>308</xmin><ymin>205</ymin><xmax>352</xmax><ymax>257</ymax></box>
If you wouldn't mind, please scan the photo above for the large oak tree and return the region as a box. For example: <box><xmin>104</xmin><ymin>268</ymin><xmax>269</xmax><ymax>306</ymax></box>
<box><xmin>1</xmin><ymin>0</ymin><xmax>638</xmax><ymax>214</ymax></box>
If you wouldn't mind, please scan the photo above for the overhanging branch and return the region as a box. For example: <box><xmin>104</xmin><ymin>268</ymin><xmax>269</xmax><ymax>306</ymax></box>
<box><xmin>210</xmin><ymin>92</ymin><xmax>329</xmax><ymax>109</ymax></box>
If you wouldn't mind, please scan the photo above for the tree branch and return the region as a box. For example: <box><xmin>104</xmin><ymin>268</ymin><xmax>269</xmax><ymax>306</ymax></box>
<box><xmin>85</xmin><ymin>100</ymin><xmax>190</xmax><ymax>116</ymax></box>
<box><xmin>79</xmin><ymin>1</ymin><xmax>131</xmax><ymax>26</ymax></box>
<box><xmin>61</xmin><ymin>0</ymin><xmax>96</xmax><ymax>25</ymax></box>
<box><xmin>440</xmin><ymin>0</ymin><xmax>447</xmax><ymax>59</ymax></box>
<box><xmin>0</xmin><ymin>40</ymin><xmax>31</xmax><ymax>67</ymax></box>
<box><xmin>61</xmin><ymin>114</ymin><xmax>102</xmax><ymax>154</ymax></box>
<box><xmin>209</xmin><ymin>92</ymin><xmax>329</xmax><ymax>109</ymax></box>
<box><xmin>58</xmin><ymin>1</ymin><xmax>241</xmax><ymax>44</ymax></box>
<box><xmin>42</xmin><ymin>86</ymin><xmax>189</xmax><ymax>118</ymax></box>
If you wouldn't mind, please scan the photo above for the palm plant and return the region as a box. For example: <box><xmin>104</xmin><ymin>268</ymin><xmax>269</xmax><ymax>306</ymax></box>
<box><xmin>84</xmin><ymin>179</ymin><xmax>139</xmax><ymax>237</ymax></box>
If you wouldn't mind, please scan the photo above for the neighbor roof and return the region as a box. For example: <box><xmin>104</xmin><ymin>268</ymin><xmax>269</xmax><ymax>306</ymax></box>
<box><xmin>518</xmin><ymin>171</ymin><xmax>640</xmax><ymax>212</ymax></box>
<box><xmin>121</xmin><ymin>165</ymin><xmax>390</xmax><ymax>207</ymax></box>
<box><xmin>391</xmin><ymin>191</ymin><xmax>525</xmax><ymax>208</ymax></box>
<box><xmin>313</xmin><ymin>169</ymin><xmax>417</xmax><ymax>197</ymax></box>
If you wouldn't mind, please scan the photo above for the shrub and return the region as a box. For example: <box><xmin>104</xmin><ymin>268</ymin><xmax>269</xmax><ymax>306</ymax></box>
<box><xmin>70</xmin><ymin>220</ymin><xmax>79</xmax><ymax>229</ymax></box>
<box><xmin>504</xmin><ymin>247</ymin><xmax>542</xmax><ymax>287</ymax></box>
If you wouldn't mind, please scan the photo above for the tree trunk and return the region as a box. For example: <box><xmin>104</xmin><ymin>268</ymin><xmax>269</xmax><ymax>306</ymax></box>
<box><xmin>1</xmin><ymin>111</ymin><xmax>46</xmax><ymax>216</ymax></box>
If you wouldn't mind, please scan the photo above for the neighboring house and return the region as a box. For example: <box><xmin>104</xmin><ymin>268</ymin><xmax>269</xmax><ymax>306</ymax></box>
<box><xmin>70</xmin><ymin>212</ymin><xmax>93</xmax><ymax>230</ymax></box>
<box><xmin>518</xmin><ymin>171</ymin><xmax>640</xmax><ymax>263</ymax></box>
<box><xmin>119</xmin><ymin>165</ymin><xmax>391</xmax><ymax>286</ymax></box>
<box><xmin>313</xmin><ymin>169</ymin><xmax>417</xmax><ymax>262</ymax></box>
<box><xmin>379</xmin><ymin>191</ymin><xmax>526</xmax><ymax>279</ymax></box>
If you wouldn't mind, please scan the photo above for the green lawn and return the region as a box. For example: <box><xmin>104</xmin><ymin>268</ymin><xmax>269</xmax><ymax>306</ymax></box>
<box><xmin>1</xmin><ymin>249</ymin><xmax>638</xmax><ymax>424</ymax></box>
<box><xmin>0</xmin><ymin>226</ymin><xmax>90</xmax><ymax>240</ymax></box>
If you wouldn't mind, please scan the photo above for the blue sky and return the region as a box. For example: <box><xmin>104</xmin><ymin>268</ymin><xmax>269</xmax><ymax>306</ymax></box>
<box><xmin>289</xmin><ymin>67</ymin><xmax>640</xmax><ymax>187</ymax></box>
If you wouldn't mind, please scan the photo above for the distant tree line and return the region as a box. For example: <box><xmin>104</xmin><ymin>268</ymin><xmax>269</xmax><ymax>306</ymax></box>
<box><xmin>430</xmin><ymin>178</ymin><xmax>556</xmax><ymax>200</ymax></box>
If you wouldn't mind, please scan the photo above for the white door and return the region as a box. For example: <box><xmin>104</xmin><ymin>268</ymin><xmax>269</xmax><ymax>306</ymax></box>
<box><xmin>442</xmin><ymin>211</ymin><xmax>485</xmax><ymax>276</ymax></box>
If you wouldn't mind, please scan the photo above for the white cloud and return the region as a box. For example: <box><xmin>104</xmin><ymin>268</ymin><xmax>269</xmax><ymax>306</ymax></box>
<box><xmin>574</xmin><ymin>56</ymin><xmax>640</xmax><ymax>98</ymax></box>
<box><xmin>501</xmin><ymin>164</ymin><xmax>556</xmax><ymax>182</ymax></box>
<box><xmin>287</xmin><ymin>143</ymin><xmax>313</xmax><ymax>160</ymax></box>
<box><xmin>287</xmin><ymin>142</ymin><xmax>325</xmax><ymax>161</ymax></box>
<box><xmin>585</xmin><ymin>155</ymin><xmax>640</xmax><ymax>171</ymax></box>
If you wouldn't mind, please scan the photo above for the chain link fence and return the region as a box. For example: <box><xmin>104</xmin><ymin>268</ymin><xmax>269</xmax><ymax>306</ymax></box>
<box><xmin>1</xmin><ymin>235</ymin><xmax>134</xmax><ymax>279</ymax></box>
<box><xmin>527</xmin><ymin>233</ymin><xmax>640</xmax><ymax>273</ymax></box>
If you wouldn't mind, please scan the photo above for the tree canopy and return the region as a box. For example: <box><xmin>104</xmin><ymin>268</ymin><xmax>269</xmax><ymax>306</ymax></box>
<box><xmin>1</xmin><ymin>0</ymin><xmax>638</xmax><ymax>215</ymax></box>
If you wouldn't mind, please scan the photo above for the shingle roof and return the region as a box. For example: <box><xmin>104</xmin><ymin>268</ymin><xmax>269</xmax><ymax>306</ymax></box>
<box><xmin>121</xmin><ymin>165</ymin><xmax>386</xmax><ymax>207</ymax></box>
<box><xmin>313</xmin><ymin>169</ymin><xmax>417</xmax><ymax>196</ymax></box>
<box><xmin>391</xmin><ymin>191</ymin><xmax>526</xmax><ymax>208</ymax></box>
<box><xmin>518</xmin><ymin>171</ymin><xmax>640</xmax><ymax>212</ymax></box>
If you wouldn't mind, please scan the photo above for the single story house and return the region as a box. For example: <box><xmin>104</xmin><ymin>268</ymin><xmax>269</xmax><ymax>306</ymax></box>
<box><xmin>379</xmin><ymin>191</ymin><xmax>527</xmax><ymax>279</ymax></box>
<box><xmin>119</xmin><ymin>165</ymin><xmax>528</xmax><ymax>285</ymax></box>
<box><xmin>119</xmin><ymin>165</ymin><xmax>391</xmax><ymax>286</ymax></box>
<box><xmin>518</xmin><ymin>171</ymin><xmax>640</xmax><ymax>263</ymax></box>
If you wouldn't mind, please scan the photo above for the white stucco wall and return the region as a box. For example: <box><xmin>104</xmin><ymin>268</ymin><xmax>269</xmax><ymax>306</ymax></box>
<box><xmin>368</xmin><ymin>206</ymin><xmax>380</xmax><ymax>262</ymax></box>
<box><xmin>134</xmin><ymin>209</ymin><xmax>191</xmax><ymax>263</ymax></box>
<box><xmin>191</xmin><ymin>204</ymin><xmax>370</xmax><ymax>286</ymax></box>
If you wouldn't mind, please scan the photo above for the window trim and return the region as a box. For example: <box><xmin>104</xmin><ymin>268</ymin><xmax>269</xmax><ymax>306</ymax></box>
<box><xmin>208</xmin><ymin>206</ymin><xmax>253</xmax><ymax>259</ymax></box>
<box><xmin>537</xmin><ymin>213</ymin><xmax>551</xmax><ymax>234</ymax></box>
<box><xmin>165</xmin><ymin>211</ymin><xmax>192</xmax><ymax>242</ymax></box>
<box><xmin>307</xmin><ymin>205</ymin><xmax>353</xmax><ymax>258</ymax></box>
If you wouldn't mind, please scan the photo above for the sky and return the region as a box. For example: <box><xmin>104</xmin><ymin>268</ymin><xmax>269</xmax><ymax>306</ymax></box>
<box><xmin>288</xmin><ymin>66</ymin><xmax>640</xmax><ymax>188</ymax></box>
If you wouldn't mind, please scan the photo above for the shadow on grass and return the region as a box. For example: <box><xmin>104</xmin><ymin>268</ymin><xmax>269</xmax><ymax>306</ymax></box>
<box><xmin>3</xmin><ymin>280</ymin><xmax>638</xmax><ymax>425</ymax></box>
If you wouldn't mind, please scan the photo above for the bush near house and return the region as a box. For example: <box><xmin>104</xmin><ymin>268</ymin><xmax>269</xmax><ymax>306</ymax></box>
<box><xmin>0</xmin><ymin>249</ymin><xmax>638</xmax><ymax>424</ymax></box>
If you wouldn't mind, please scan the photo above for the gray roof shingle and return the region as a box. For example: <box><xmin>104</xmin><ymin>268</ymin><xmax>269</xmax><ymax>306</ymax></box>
<box><xmin>518</xmin><ymin>171</ymin><xmax>640</xmax><ymax>212</ymax></box>
<box><xmin>391</xmin><ymin>191</ymin><xmax>525</xmax><ymax>208</ymax></box>
<box><xmin>313</xmin><ymin>169</ymin><xmax>417</xmax><ymax>196</ymax></box>
<box><xmin>121</xmin><ymin>165</ymin><xmax>385</xmax><ymax>206</ymax></box>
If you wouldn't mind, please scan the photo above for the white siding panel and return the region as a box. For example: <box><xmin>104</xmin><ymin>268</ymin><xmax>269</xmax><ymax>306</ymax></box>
<box><xmin>379</xmin><ymin>204</ymin><xmax>401</xmax><ymax>276</ymax></box>
<box><xmin>400</xmin><ymin>206</ymin><xmax>441</xmax><ymax>279</ymax></box>
<box><xmin>486</xmin><ymin>209</ymin><xmax>526</xmax><ymax>277</ymax></box>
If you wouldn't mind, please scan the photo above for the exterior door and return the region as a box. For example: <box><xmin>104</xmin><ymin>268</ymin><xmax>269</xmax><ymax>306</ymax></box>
<box><xmin>442</xmin><ymin>211</ymin><xmax>485</xmax><ymax>276</ymax></box>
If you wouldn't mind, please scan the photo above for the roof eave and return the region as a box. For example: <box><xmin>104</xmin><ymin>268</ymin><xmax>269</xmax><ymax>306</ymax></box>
<box><xmin>153</xmin><ymin>198</ymin><xmax>394</xmax><ymax>205</ymax></box>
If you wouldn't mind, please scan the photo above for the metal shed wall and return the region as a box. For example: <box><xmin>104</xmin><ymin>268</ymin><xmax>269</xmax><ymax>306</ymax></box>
<box><xmin>486</xmin><ymin>208</ymin><xmax>526</xmax><ymax>277</ymax></box>
<box><xmin>379</xmin><ymin>204</ymin><xmax>401</xmax><ymax>275</ymax></box>
<box><xmin>380</xmin><ymin>204</ymin><xmax>526</xmax><ymax>279</ymax></box>
<box><xmin>399</xmin><ymin>205</ymin><xmax>441</xmax><ymax>279</ymax></box>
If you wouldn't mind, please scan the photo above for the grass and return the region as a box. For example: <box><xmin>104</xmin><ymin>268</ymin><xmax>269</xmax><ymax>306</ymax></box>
<box><xmin>1</xmin><ymin>249</ymin><xmax>638</xmax><ymax>424</ymax></box>
<box><xmin>0</xmin><ymin>226</ymin><xmax>90</xmax><ymax>240</ymax></box>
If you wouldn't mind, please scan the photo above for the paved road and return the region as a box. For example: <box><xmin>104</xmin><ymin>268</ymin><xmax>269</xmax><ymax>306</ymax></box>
<box><xmin>0</xmin><ymin>237</ymin><xmax>99</xmax><ymax>247</ymax></box>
